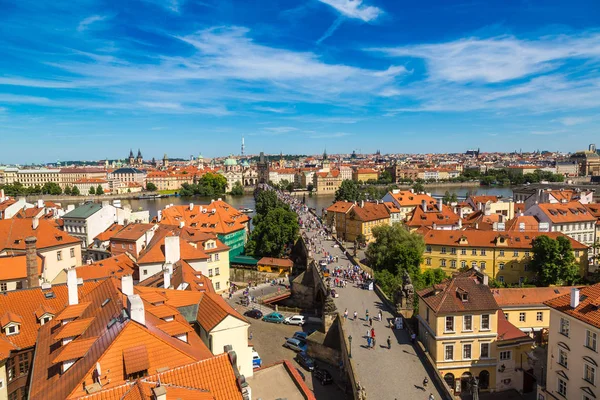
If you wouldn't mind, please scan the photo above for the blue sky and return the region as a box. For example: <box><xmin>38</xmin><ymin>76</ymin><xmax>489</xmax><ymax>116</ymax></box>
<box><xmin>1</xmin><ymin>0</ymin><xmax>600</xmax><ymax>163</ymax></box>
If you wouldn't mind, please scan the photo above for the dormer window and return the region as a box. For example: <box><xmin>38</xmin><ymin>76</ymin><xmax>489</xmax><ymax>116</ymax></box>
<box><xmin>461</xmin><ymin>293</ymin><xmax>468</xmax><ymax>302</ymax></box>
<box><xmin>6</xmin><ymin>325</ymin><xmax>18</xmax><ymax>335</ymax></box>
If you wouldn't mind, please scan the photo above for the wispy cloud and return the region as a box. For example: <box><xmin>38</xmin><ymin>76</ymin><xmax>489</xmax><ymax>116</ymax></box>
<box><xmin>77</xmin><ymin>15</ymin><xmax>107</xmax><ymax>32</ymax></box>
<box><xmin>556</xmin><ymin>116</ymin><xmax>591</xmax><ymax>126</ymax></box>
<box><xmin>317</xmin><ymin>16</ymin><xmax>344</xmax><ymax>44</ymax></box>
<box><xmin>254</xmin><ymin>106</ymin><xmax>294</xmax><ymax>114</ymax></box>
<box><xmin>317</xmin><ymin>0</ymin><xmax>383</xmax><ymax>22</ymax></box>
<box><xmin>309</xmin><ymin>132</ymin><xmax>351</xmax><ymax>138</ymax></box>
<box><xmin>264</xmin><ymin>126</ymin><xmax>299</xmax><ymax>134</ymax></box>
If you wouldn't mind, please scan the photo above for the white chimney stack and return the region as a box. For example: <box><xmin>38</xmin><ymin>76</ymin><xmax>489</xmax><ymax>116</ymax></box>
<box><xmin>67</xmin><ymin>268</ymin><xmax>78</xmax><ymax>306</ymax></box>
<box><xmin>152</xmin><ymin>386</ymin><xmax>167</xmax><ymax>400</ymax></box>
<box><xmin>179</xmin><ymin>221</ymin><xmax>185</xmax><ymax>228</ymax></box>
<box><xmin>37</xmin><ymin>199</ymin><xmax>44</xmax><ymax>208</ymax></box>
<box><xmin>189</xmin><ymin>203</ymin><xmax>194</xmax><ymax>211</ymax></box>
<box><xmin>163</xmin><ymin>267</ymin><xmax>171</xmax><ymax>289</ymax></box>
<box><xmin>121</xmin><ymin>275</ymin><xmax>134</xmax><ymax>296</ymax></box>
<box><xmin>458</xmin><ymin>219</ymin><xmax>462</xmax><ymax>229</ymax></box>
<box><xmin>438</xmin><ymin>198</ymin><xmax>443</xmax><ymax>211</ymax></box>
<box><xmin>32</xmin><ymin>217</ymin><xmax>39</xmax><ymax>230</ymax></box>
<box><xmin>165</xmin><ymin>236</ymin><xmax>180</xmax><ymax>264</ymax></box>
<box><xmin>127</xmin><ymin>294</ymin><xmax>145</xmax><ymax>326</ymax></box>
<box><xmin>157</xmin><ymin>210</ymin><xmax>162</xmax><ymax>222</ymax></box>
<box><xmin>0</xmin><ymin>189</ymin><xmax>4</xmax><ymax>202</ymax></box>
<box><xmin>421</xmin><ymin>200</ymin><xmax>427</xmax><ymax>212</ymax></box>
<box><xmin>360</xmin><ymin>200</ymin><xmax>364</xmax><ymax>208</ymax></box>
<box><xmin>571</xmin><ymin>287</ymin><xmax>580</xmax><ymax>309</ymax></box>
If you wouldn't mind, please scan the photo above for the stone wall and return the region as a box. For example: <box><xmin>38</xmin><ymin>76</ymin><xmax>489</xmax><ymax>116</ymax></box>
<box><xmin>230</xmin><ymin>268</ymin><xmax>279</xmax><ymax>284</ymax></box>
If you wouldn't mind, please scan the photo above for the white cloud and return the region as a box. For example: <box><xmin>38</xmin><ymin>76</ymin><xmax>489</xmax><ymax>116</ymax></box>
<box><xmin>77</xmin><ymin>15</ymin><xmax>107</xmax><ymax>32</ymax></box>
<box><xmin>556</xmin><ymin>116</ymin><xmax>590</xmax><ymax>126</ymax></box>
<box><xmin>372</xmin><ymin>33</ymin><xmax>600</xmax><ymax>83</ymax></box>
<box><xmin>264</xmin><ymin>126</ymin><xmax>299</xmax><ymax>134</ymax></box>
<box><xmin>143</xmin><ymin>0</ymin><xmax>183</xmax><ymax>13</ymax></box>
<box><xmin>254</xmin><ymin>106</ymin><xmax>293</xmax><ymax>114</ymax></box>
<box><xmin>309</xmin><ymin>132</ymin><xmax>350</xmax><ymax>138</ymax></box>
<box><xmin>317</xmin><ymin>0</ymin><xmax>383</xmax><ymax>22</ymax></box>
<box><xmin>138</xmin><ymin>101</ymin><xmax>182</xmax><ymax>110</ymax></box>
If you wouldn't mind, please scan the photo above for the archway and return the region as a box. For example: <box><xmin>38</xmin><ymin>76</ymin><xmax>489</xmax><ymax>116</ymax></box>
<box><xmin>460</xmin><ymin>372</ymin><xmax>473</xmax><ymax>393</ymax></box>
<box><xmin>444</xmin><ymin>373</ymin><xmax>455</xmax><ymax>390</ymax></box>
<box><xmin>478</xmin><ymin>370</ymin><xmax>490</xmax><ymax>389</ymax></box>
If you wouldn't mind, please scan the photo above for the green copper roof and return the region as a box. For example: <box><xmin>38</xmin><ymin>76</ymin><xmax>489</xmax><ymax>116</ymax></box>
<box><xmin>63</xmin><ymin>202</ymin><xmax>103</xmax><ymax>219</ymax></box>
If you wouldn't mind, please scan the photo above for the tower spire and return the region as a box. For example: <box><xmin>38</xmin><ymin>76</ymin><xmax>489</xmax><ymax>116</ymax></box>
<box><xmin>241</xmin><ymin>136</ymin><xmax>245</xmax><ymax>156</ymax></box>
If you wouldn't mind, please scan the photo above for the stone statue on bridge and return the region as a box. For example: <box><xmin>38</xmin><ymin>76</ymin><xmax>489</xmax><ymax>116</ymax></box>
<box><xmin>393</xmin><ymin>270</ymin><xmax>415</xmax><ymax>316</ymax></box>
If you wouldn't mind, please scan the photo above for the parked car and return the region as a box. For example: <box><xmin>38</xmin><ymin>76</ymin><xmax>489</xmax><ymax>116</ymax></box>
<box><xmin>283</xmin><ymin>337</ymin><xmax>307</xmax><ymax>352</ymax></box>
<box><xmin>244</xmin><ymin>309</ymin><xmax>263</xmax><ymax>319</ymax></box>
<box><xmin>284</xmin><ymin>315</ymin><xmax>305</xmax><ymax>326</ymax></box>
<box><xmin>252</xmin><ymin>350</ymin><xmax>262</xmax><ymax>369</ymax></box>
<box><xmin>293</xmin><ymin>331</ymin><xmax>308</xmax><ymax>341</ymax></box>
<box><xmin>295</xmin><ymin>351</ymin><xmax>315</xmax><ymax>371</ymax></box>
<box><xmin>262</xmin><ymin>312</ymin><xmax>285</xmax><ymax>324</ymax></box>
<box><xmin>314</xmin><ymin>368</ymin><xmax>333</xmax><ymax>385</ymax></box>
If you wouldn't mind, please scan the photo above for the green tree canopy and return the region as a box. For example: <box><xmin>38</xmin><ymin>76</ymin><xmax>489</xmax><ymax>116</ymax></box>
<box><xmin>335</xmin><ymin>179</ymin><xmax>364</xmax><ymax>202</ymax></box>
<box><xmin>531</xmin><ymin>235</ymin><xmax>581</xmax><ymax>286</ymax></box>
<box><xmin>230</xmin><ymin>181</ymin><xmax>244</xmax><ymax>196</ymax></box>
<box><xmin>96</xmin><ymin>185</ymin><xmax>104</xmax><ymax>195</ymax></box>
<box><xmin>71</xmin><ymin>186</ymin><xmax>81</xmax><ymax>196</ymax></box>
<box><xmin>146</xmin><ymin>182</ymin><xmax>157</xmax><ymax>191</ymax></box>
<box><xmin>179</xmin><ymin>173</ymin><xmax>228</xmax><ymax>197</ymax></box>
<box><xmin>366</xmin><ymin>224</ymin><xmax>425</xmax><ymax>277</ymax></box>
<box><xmin>89</xmin><ymin>186</ymin><xmax>96</xmax><ymax>195</ymax></box>
<box><xmin>246</xmin><ymin>207</ymin><xmax>299</xmax><ymax>258</ymax></box>
<box><xmin>255</xmin><ymin>190</ymin><xmax>281</xmax><ymax>216</ymax></box>
<box><xmin>412</xmin><ymin>180</ymin><xmax>425</xmax><ymax>193</ymax></box>
<box><xmin>442</xmin><ymin>191</ymin><xmax>458</xmax><ymax>205</ymax></box>
<box><xmin>42</xmin><ymin>182</ymin><xmax>62</xmax><ymax>195</ymax></box>
<box><xmin>63</xmin><ymin>185</ymin><xmax>72</xmax><ymax>195</ymax></box>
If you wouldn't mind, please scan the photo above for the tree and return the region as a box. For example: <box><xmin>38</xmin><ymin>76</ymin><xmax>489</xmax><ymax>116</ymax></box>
<box><xmin>335</xmin><ymin>180</ymin><xmax>364</xmax><ymax>202</ymax></box>
<box><xmin>366</xmin><ymin>224</ymin><xmax>425</xmax><ymax>278</ymax></box>
<box><xmin>378</xmin><ymin>170</ymin><xmax>393</xmax><ymax>185</ymax></box>
<box><xmin>286</xmin><ymin>181</ymin><xmax>295</xmax><ymax>193</ymax></box>
<box><xmin>255</xmin><ymin>190</ymin><xmax>281</xmax><ymax>216</ymax></box>
<box><xmin>230</xmin><ymin>181</ymin><xmax>244</xmax><ymax>196</ymax></box>
<box><xmin>42</xmin><ymin>182</ymin><xmax>62</xmax><ymax>195</ymax></box>
<box><xmin>442</xmin><ymin>191</ymin><xmax>458</xmax><ymax>205</ymax></box>
<box><xmin>530</xmin><ymin>235</ymin><xmax>581</xmax><ymax>286</ymax></box>
<box><xmin>63</xmin><ymin>185</ymin><xmax>72</xmax><ymax>195</ymax></box>
<box><xmin>246</xmin><ymin>207</ymin><xmax>299</xmax><ymax>258</ymax></box>
<box><xmin>199</xmin><ymin>173</ymin><xmax>227</xmax><ymax>194</ymax></box>
<box><xmin>71</xmin><ymin>186</ymin><xmax>80</xmax><ymax>196</ymax></box>
<box><xmin>96</xmin><ymin>185</ymin><xmax>104</xmax><ymax>195</ymax></box>
<box><xmin>89</xmin><ymin>186</ymin><xmax>96</xmax><ymax>195</ymax></box>
<box><xmin>412</xmin><ymin>180</ymin><xmax>425</xmax><ymax>193</ymax></box>
<box><xmin>307</xmin><ymin>183</ymin><xmax>314</xmax><ymax>193</ymax></box>
<box><xmin>146</xmin><ymin>182</ymin><xmax>157</xmax><ymax>191</ymax></box>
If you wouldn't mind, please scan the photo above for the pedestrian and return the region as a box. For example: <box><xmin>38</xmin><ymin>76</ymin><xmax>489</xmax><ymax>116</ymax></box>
<box><xmin>378</xmin><ymin>311</ymin><xmax>382</xmax><ymax>322</ymax></box>
<box><xmin>372</xmin><ymin>337</ymin><xmax>376</xmax><ymax>348</ymax></box>
<box><xmin>354</xmin><ymin>311</ymin><xmax>358</xmax><ymax>321</ymax></box>
<box><xmin>429</xmin><ymin>394</ymin><xmax>434</xmax><ymax>400</ymax></box>
<box><xmin>344</xmin><ymin>309</ymin><xmax>348</xmax><ymax>320</ymax></box>
<box><xmin>369</xmin><ymin>317</ymin><xmax>373</xmax><ymax>327</ymax></box>
<box><xmin>249</xmin><ymin>331</ymin><xmax>253</xmax><ymax>340</ymax></box>
<box><xmin>387</xmin><ymin>336</ymin><xmax>391</xmax><ymax>349</ymax></box>
<box><xmin>423</xmin><ymin>377</ymin><xmax>428</xmax><ymax>388</ymax></box>
<box><xmin>366</xmin><ymin>329</ymin><xmax>370</xmax><ymax>338</ymax></box>
<box><xmin>371</xmin><ymin>328</ymin><xmax>375</xmax><ymax>339</ymax></box>
<box><xmin>367</xmin><ymin>336</ymin><xmax>372</xmax><ymax>349</ymax></box>
<box><xmin>365</xmin><ymin>309</ymin><xmax>369</xmax><ymax>321</ymax></box>
<box><xmin>411</xmin><ymin>333</ymin><xmax>416</xmax><ymax>344</ymax></box>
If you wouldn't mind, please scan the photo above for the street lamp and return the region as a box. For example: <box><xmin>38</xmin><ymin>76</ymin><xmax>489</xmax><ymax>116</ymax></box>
<box><xmin>348</xmin><ymin>335</ymin><xmax>353</xmax><ymax>359</ymax></box>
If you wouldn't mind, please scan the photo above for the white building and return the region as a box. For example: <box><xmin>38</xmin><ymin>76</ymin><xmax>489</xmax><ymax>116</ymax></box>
<box><xmin>525</xmin><ymin>201</ymin><xmax>596</xmax><ymax>247</ymax></box>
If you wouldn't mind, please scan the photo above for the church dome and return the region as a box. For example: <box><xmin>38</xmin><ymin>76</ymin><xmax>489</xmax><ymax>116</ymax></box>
<box><xmin>223</xmin><ymin>156</ymin><xmax>238</xmax><ymax>166</ymax></box>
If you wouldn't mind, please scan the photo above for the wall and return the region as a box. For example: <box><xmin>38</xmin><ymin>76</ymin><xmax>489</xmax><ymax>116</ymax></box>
<box><xmin>307</xmin><ymin>336</ymin><xmax>340</xmax><ymax>367</ymax></box>
<box><xmin>230</xmin><ymin>268</ymin><xmax>279</xmax><ymax>284</ymax></box>
<box><xmin>210</xmin><ymin>315</ymin><xmax>253</xmax><ymax>378</ymax></box>
<box><xmin>0</xmin><ymin>359</ymin><xmax>6</xmax><ymax>400</ymax></box>
<box><xmin>43</xmin><ymin>244</ymin><xmax>82</xmax><ymax>283</ymax></box>
<box><xmin>503</xmin><ymin>307</ymin><xmax>550</xmax><ymax>332</ymax></box>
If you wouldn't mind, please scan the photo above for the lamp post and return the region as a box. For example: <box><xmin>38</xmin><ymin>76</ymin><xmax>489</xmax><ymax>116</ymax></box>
<box><xmin>348</xmin><ymin>335</ymin><xmax>353</xmax><ymax>359</ymax></box>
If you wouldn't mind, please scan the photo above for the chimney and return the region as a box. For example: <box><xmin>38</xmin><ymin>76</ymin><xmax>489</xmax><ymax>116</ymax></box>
<box><xmin>152</xmin><ymin>386</ymin><xmax>167</xmax><ymax>400</ymax></box>
<box><xmin>438</xmin><ymin>198</ymin><xmax>443</xmax><ymax>211</ymax></box>
<box><xmin>37</xmin><ymin>199</ymin><xmax>44</xmax><ymax>208</ymax></box>
<box><xmin>163</xmin><ymin>267</ymin><xmax>171</xmax><ymax>289</ymax></box>
<box><xmin>127</xmin><ymin>294</ymin><xmax>145</xmax><ymax>326</ymax></box>
<box><xmin>25</xmin><ymin>237</ymin><xmax>39</xmax><ymax>288</ymax></box>
<box><xmin>458</xmin><ymin>219</ymin><xmax>462</xmax><ymax>229</ymax></box>
<box><xmin>179</xmin><ymin>221</ymin><xmax>185</xmax><ymax>228</ymax></box>
<box><xmin>67</xmin><ymin>268</ymin><xmax>78</xmax><ymax>306</ymax></box>
<box><xmin>570</xmin><ymin>288</ymin><xmax>580</xmax><ymax>309</ymax></box>
<box><xmin>32</xmin><ymin>217</ymin><xmax>39</xmax><ymax>230</ymax></box>
<box><xmin>482</xmin><ymin>274</ymin><xmax>489</xmax><ymax>286</ymax></box>
<box><xmin>0</xmin><ymin>189</ymin><xmax>4</xmax><ymax>202</ymax></box>
<box><xmin>157</xmin><ymin>210</ymin><xmax>162</xmax><ymax>222</ymax></box>
<box><xmin>121</xmin><ymin>275</ymin><xmax>134</xmax><ymax>296</ymax></box>
<box><xmin>421</xmin><ymin>200</ymin><xmax>427</xmax><ymax>212</ymax></box>
<box><xmin>165</xmin><ymin>236</ymin><xmax>180</xmax><ymax>264</ymax></box>
<box><xmin>360</xmin><ymin>200</ymin><xmax>364</xmax><ymax>208</ymax></box>
<box><xmin>189</xmin><ymin>203</ymin><xmax>194</xmax><ymax>211</ymax></box>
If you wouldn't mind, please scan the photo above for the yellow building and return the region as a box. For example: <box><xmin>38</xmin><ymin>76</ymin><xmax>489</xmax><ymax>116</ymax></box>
<box><xmin>417</xmin><ymin>269</ymin><xmax>535</xmax><ymax>395</ymax></box>
<box><xmin>312</xmin><ymin>170</ymin><xmax>342</xmax><ymax>194</ymax></box>
<box><xmin>325</xmin><ymin>201</ymin><xmax>390</xmax><ymax>243</ymax></box>
<box><xmin>352</xmin><ymin>168</ymin><xmax>379</xmax><ymax>183</ymax></box>
<box><xmin>257</xmin><ymin>257</ymin><xmax>293</xmax><ymax>275</ymax></box>
<box><xmin>538</xmin><ymin>285</ymin><xmax>600</xmax><ymax>400</ymax></box>
<box><xmin>419</xmin><ymin>228</ymin><xmax>588</xmax><ymax>285</ymax></box>
<box><xmin>492</xmin><ymin>287</ymin><xmax>575</xmax><ymax>335</ymax></box>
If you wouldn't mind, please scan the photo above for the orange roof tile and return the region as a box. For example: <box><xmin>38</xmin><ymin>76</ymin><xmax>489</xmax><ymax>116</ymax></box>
<box><xmin>55</xmin><ymin>317</ymin><xmax>94</xmax><ymax>340</ymax></box>
<box><xmin>0</xmin><ymin>254</ymin><xmax>43</xmax><ymax>281</ymax></box>
<box><xmin>155</xmin><ymin>320</ymin><xmax>194</xmax><ymax>336</ymax></box>
<box><xmin>123</xmin><ymin>345</ymin><xmax>150</xmax><ymax>375</ymax></box>
<box><xmin>497</xmin><ymin>311</ymin><xmax>533</xmax><ymax>342</ymax></box>
<box><xmin>0</xmin><ymin>311</ymin><xmax>22</xmax><ymax>327</ymax></box>
<box><xmin>258</xmin><ymin>257</ymin><xmax>293</xmax><ymax>268</ymax></box>
<box><xmin>159</xmin><ymin>200</ymin><xmax>249</xmax><ymax>235</ymax></box>
<box><xmin>535</xmin><ymin>201</ymin><xmax>596</xmax><ymax>224</ymax></box>
<box><xmin>94</xmin><ymin>224</ymin><xmax>125</xmax><ymax>242</ymax></box>
<box><xmin>34</xmin><ymin>304</ymin><xmax>56</xmax><ymax>319</ymax></box>
<box><xmin>388</xmin><ymin>190</ymin><xmax>436</xmax><ymax>207</ymax></box>
<box><xmin>406</xmin><ymin>204</ymin><xmax>459</xmax><ymax>227</ymax></box>
<box><xmin>0</xmin><ymin>218</ymin><xmax>80</xmax><ymax>251</ymax></box>
<box><xmin>56</xmin><ymin>302</ymin><xmax>92</xmax><ymax>321</ymax></box>
<box><xmin>505</xmin><ymin>215</ymin><xmax>540</xmax><ymax>232</ymax></box>
<box><xmin>350</xmin><ymin>202</ymin><xmax>390</xmax><ymax>222</ymax></box>
<box><xmin>139</xmin><ymin>292</ymin><xmax>167</xmax><ymax>305</ymax></box>
<box><xmin>196</xmin><ymin>292</ymin><xmax>247</xmax><ymax>332</ymax></box>
<box><xmin>111</xmin><ymin>224</ymin><xmax>156</xmax><ymax>242</ymax></box>
<box><xmin>137</xmin><ymin>229</ymin><xmax>209</xmax><ymax>265</ymax></box>
<box><xmin>75</xmin><ymin>254</ymin><xmax>135</xmax><ymax>280</ymax></box>
<box><xmin>326</xmin><ymin>201</ymin><xmax>354</xmax><ymax>214</ymax></box>
<box><xmin>545</xmin><ymin>283</ymin><xmax>600</xmax><ymax>329</ymax></box>
<box><xmin>493</xmin><ymin>287</ymin><xmax>576</xmax><ymax>307</ymax></box>
<box><xmin>52</xmin><ymin>337</ymin><xmax>98</xmax><ymax>363</ymax></box>
<box><xmin>146</xmin><ymin>304</ymin><xmax>177</xmax><ymax>319</ymax></box>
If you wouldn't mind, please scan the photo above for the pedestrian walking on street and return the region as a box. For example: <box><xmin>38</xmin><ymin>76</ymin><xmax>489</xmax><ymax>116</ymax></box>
<box><xmin>423</xmin><ymin>377</ymin><xmax>428</xmax><ymax>388</ymax></box>
<box><xmin>369</xmin><ymin>317</ymin><xmax>373</xmax><ymax>327</ymax></box>
<box><xmin>387</xmin><ymin>336</ymin><xmax>391</xmax><ymax>349</ymax></box>
<box><xmin>371</xmin><ymin>328</ymin><xmax>375</xmax><ymax>339</ymax></box>
<box><xmin>344</xmin><ymin>309</ymin><xmax>348</xmax><ymax>320</ymax></box>
<box><xmin>411</xmin><ymin>333</ymin><xmax>416</xmax><ymax>344</ymax></box>
<box><xmin>378</xmin><ymin>311</ymin><xmax>382</xmax><ymax>322</ymax></box>
<box><xmin>367</xmin><ymin>336</ymin><xmax>372</xmax><ymax>349</ymax></box>
<box><xmin>365</xmin><ymin>309</ymin><xmax>369</xmax><ymax>321</ymax></box>
<box><xmin>354</xmin><ymin>311</ymin><xmax>358</xmax><ymax>321</ymax></box>
<box><xmin>429</xmin><ymin>394</ymin><xmax>435</xmax><ymax>400</ymax></box>
<box><xmin>372</xmin><ymin>337</ymin><xmax>376</xmax><ymax>348</ymax></box>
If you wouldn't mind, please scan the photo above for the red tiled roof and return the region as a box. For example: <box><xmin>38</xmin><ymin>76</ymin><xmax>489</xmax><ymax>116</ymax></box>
<box><xmin>0</xmin><ymin>254</ymin><xmax>43</xmax><ymax>281</ymax></box>
<box><xmin>350</xmin><ymin>202</ymin><xmax>390</xmax><ymax>222</ymax></box>
<box><xmin>493</xmin><ymin>287</ymin><xmax>576</xmax><ymax>307</ymax></box>
<box><xmin>54</xmin><ymin>317</ymin><xmax>94</xmax><ymax>340</ymax></box>
<box><xmin>75</xmin><ymin>254</ymin><xmax>135</xmax><ymax>280</ymax></box>
<box><xmin>535</xmin><ymin>201</ymin><xmax>596</xmax><ymax>223</ymax></box>
<box><xmin>387</xmin><ymin>190</ymin><xmax>436</xmax><ymax>207</ymax></box>
<box><xmin>52</xmin><ymin>337</ymin><xmax>98</xmax><ymax>363</ymax></box>
<box><xmin>0</xmin><ymin>218</ymin><xmax>80</xmax><ymax>251</ymax></box>
<box><xmin>258</xmin><ymin>257</ymin><xmax>293</xmax><ymax>268</ymax></box>
<box><xmin>155</xmin><ymin>320</ymin><xmax>194</xmax><ymax>336</ymax></box>
<box><xmin>545</xmin><ymin>283</ymin><xmax>600</xmax><ymax>329</ymax></box>
<box><xmin>93</xmin><ymin>224</ymin><xmax>125</xmax><ymax>242</ymax></box>
<box><xmin>123</xmin><ymin>345</ymin><xmax>150</xmax><ymax>375</ymax></box>
<box><xmin>406</xmin><ymin>204</ymin><xmax>459</xmax><ymax>227</ymax></box>
<box><xmin>159</xmin><ymin>200</ymin><xmax>249</xmax><ymax>235</ymax></box>
<box><xmin>497</xmin><ymin>311</ymin><xmax>533</xmax><ymax>342</ymax></box>
<box><xmin>111</xmin><ymin>224</ymin><xmax>156</xmax><ymax>241</ymax></box>
<box><xmin>196</xmin><ymin>293</ymin><xmax>247</xmax><ymax>332</ymax></box>
<box><xmin>0</xmin><ymin>311</ymin><xmax>22</xmax><ymax>327</ymax></box>
<box><xmin>56</xmin><ymin>302</ymin><xmax>92</xmax><ymax>321</ymax></box>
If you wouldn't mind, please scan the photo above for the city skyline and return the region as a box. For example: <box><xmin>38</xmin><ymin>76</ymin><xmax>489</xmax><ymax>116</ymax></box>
<box><xmin>2</xmin><ymin>0</ymin><xmax>600</xmax><ymax>163</ymax></box>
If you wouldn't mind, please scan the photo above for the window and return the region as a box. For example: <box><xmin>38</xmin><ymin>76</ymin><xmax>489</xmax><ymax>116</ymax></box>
<box><xmin>471</xmin><ymin>249</ymin><xmax>477</xmax><ymax>255</ymax></box>
<box><xmin>513</xmin><ymin>250</ymin><xmax>519</xmax><ymax>257</ymax></box>
<box><xmin>525</xmin><ymin>251</ymin><xmax>530</xmax><ymax>257</ymax></box>
<box><xmin>480</xmin><ymin>262</ymin><xmax>486</xmax><ymax>270</ymax></box>
<box><xmin>445</xmin><ymin>316</ymin><xmax>455</xmax><ymax>332</ymax></box>
<box><xmin>480</xmin><ymin>343</ymin><xmax>490</xmax><ymax>358</ymax></box>
<box><xmin>128</xmin><ymin>244</ymin><xmax>133</xmax><ymax>250</ymax></box>
<box><xmin>560</xmin><ymin>318</ymin><xmax>570</xmax><ymax>337</ymax></box>
<box><xmin>17</xmin><ymin>353</ymin><xmax>28</xmax><ymax>375</ymax></box>
<box><xmin>481</xmin><ymin>314</ymin><xmax>490</xmax><ymax>330</ymax></box>
<box><xmin>208</xmin><ymin>269</ymin><xmax>213</xmax><ymax>277</ymax></box>
<box><xmin>557</xmin><ymin>378</ymin><xmax>567</xmax><ymax>397</ymax></box>
<box><xmin>499</xmin><ymin>250</ymin><xmax>504</xmax><ymax>257</ymax></box>
<box><xmin>519</xmin><ymin>312</ymin><xmax>526</xmax><ymax>322</ymax></box>
<box><xmin>142</xmin><ymin>269</ymin><xmax>147</xmax><ymax>276</ymax></box>
<box><xmin>451</xmin><ymin>248</ymin><xmax>456</xmax><ymax>255</ymax></box>
<box><xmin>480</xmin><ymin>249</ymin><xmax>486</xmax><ymax>256</ymax></box>
<box><xmin>471</xmin><ymin>261</ymin><xmax>477</xmax><ymax>268</ymax></box>
<box><xmin>441</xmin><ymin>259</ymin><xmax>446</xmax><ymax>267</ymax></box>
<box><xmin>6</xmin><ymin>326</ymin><xmax>17</xmax><ymax>335</ymax></box>
<box><xmin>463</xmin><ymin>315</ymin><xmax>473</xmax><ymax>331</ymax></box>
<box><xmin>57</xmin><ymin>251</ymin><xmax>62</xmax><ymax>261</ymax></box>
<box><xmin>586</xmin><ymin>330</ymin><xmax>597</xmax><ymax>351</ymax></box>
<box><xmin>461</xmin><ymin>261</ymin><xmax>466</xmax><ymax>268</ymax></box>
<box><xmin>70</xmin><ymin>248</ymin><xmax>75</xmax><ymax>258</ymax></box>
<box><xmin>498</xmin><ymin>276</ymin><xmax>504</xmax><ymax>283</ymax></box>
<box><xmin>461</xmin><ymin>249</ymin><xmax>466</xmax><ymax>255</ymax></box>
<box><xmin>0</xmin><ymin>283</ymin><xmax>6</xmax><ymax>292</ymax></box>
<box><xmin>499</xmin><ymin>350</ymin><xmax>512</xmax><ymax>361</ymax></box>
<box><xmin>215</xmin><ymin>267</ymin><xmax>220</xmax><ymax>276</ymax></box>
<box><xmin>451</xmin><ymin>260</ymin><xmax>456</xmax><ymax>268</ymax></box>
<box><xmin>441</xmin><ymin>247</ymin><xmax>447</xmax><ymax>254</ymax></box>
<box><xmin>504</xmin><ymin>312</ymin><xmax>509</xmax><ymax>320</ymax></box>
<box><xmin>536</xmin><ymin>312</ymin><xmax>543</xmax><ymax>322</ymax></box>
<box><xmin>558</xmin><ymin>348</ymin><xmax>568</xmax><ymax>368</ymax></box>
<box><xmin>463</xmin><ymin>344</ymin><xmax>472</xmax><ymax>360</ymax></box>
<box><xmin>444</xmin><ymin>345</ymin><xmax>454</xmax><ymax>361</ymax></box>
<box><xmin>215</xmin><ymin>253</ymin><xmax>219</xmax><ymax>261</ymax></box>
<box><xmin>585</xmin><ymin>363</ymin><xmax>596</xmax><ymax>385</ymax></box>
<box><xmin>426</xmin><ymin>246</ymin><xmax>432</xmax><ymax>253</ymax></box>
<box><xmin>575</xmin><ymin>250</ymin><xmax>580</xmax><ymax>257</ymax></box>
<box><xmin>122</xmin><ymin>244</ymin><xmax>125</xmax><ymax>249</ymax></box>
<box><xmin>499</xmin><ymin>263</ymin><xmax>505</xmax><ymax>270</ymax></box>
<box><xmin>215</xmin><ymin>282</ymin><xmax>220</xmax><ymax>290</ymax></box>
<box><xmin>426</xmin><ymin>258</ymin><xmax>431</xmax><ymax>266</ymax></box>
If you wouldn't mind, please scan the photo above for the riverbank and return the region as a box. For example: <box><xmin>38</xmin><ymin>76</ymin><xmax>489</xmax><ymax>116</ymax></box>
<box><xmin>25</xmin><ymin>192</ymin><xmax>154</xmax><ymax>203</ymax></box>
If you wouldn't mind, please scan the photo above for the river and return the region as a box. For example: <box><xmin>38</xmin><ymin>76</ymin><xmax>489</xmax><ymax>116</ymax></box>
<box><xmin>58</xmin><ymin>185</ymin><xmax>514</xmax><ymax>218</ymax></box>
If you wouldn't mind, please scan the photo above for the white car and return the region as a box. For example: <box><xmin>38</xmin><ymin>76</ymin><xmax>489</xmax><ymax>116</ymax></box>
<box><xmin>252</xmin><ymin>350</ymin><xmax>262</xmax><ymax>369</ymax></box>
<box><xmin>284</xmin><ymin>315</ymin><xmax>305</xmax><ymax>326</ymax></box>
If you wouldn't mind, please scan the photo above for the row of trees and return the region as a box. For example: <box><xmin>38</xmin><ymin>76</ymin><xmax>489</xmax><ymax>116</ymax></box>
<box><xmin>245</xmin><ymin>190</ymin><xmax>299</xmax><ymax>258</ymax></box>
<box><xmin>462</xmin><ymin>168</ymin><xmax>565</xmax><ymax>186</ymax></box>
<box><xmin>0</xmin><ymin>182</ymin><xmax>104</xmax><ymax>196</ymax></box>
<box><xmin>334</xmin><ymin>179</ymin><xmax>399</xmax><ymax>203</ymax></box>
<box><xmin>179</xmin><ymin>173</ymin><xmax>228</xmax><ymax>197</ymax></box>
